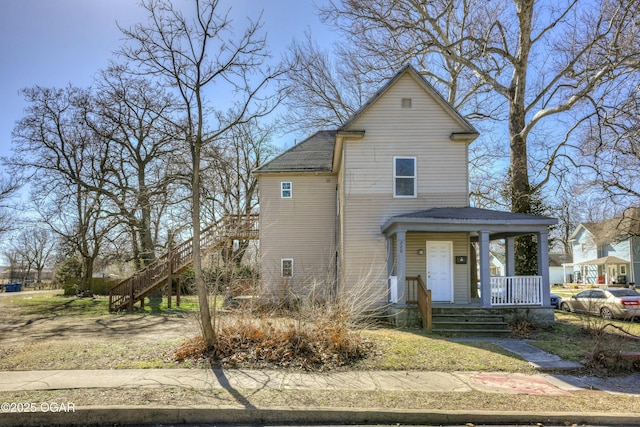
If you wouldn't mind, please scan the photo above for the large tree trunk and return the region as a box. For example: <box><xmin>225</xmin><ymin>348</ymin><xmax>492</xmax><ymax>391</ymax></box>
<box><xmin>509</xmin><ymin>0</ymin><xmax>537</xmax><ymax>275</ymax></box>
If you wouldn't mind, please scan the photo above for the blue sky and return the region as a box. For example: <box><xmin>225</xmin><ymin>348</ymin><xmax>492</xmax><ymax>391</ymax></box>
<box><xmin>0</xmin><ymin>0</ymin><xmax>334</xmax><ymax>160</ymax></box>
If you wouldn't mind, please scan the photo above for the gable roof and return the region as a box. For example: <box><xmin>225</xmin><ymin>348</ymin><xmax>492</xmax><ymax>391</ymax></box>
<box><xmin>570</xmin><ymin>209</ymin><xmax>640</xmax><ymax>243</ymax></box>
<box><xmin>256</xmin><ymin>65</ymin><xmax>479</xmax><ymax>175</ymax></box>
<box><xmin>339</xmin><ymin>64</ymin><xmax>478</xmax><ymax>138</ymax></box>
<box><xmin>254</xmin><ymin>130</ymin><xmax>337</xmax><ymax>174</ymax></box>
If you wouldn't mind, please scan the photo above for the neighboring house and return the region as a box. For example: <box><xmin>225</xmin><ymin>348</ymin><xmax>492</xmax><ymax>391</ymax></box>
<box><xmin>489</xmin><ymin>253</ymin><xmax>505</xmax><ymax>277</ymax></box>
<box><xmin>488</xmin><ymin>252</ymin><xmax>571</xmax><ymax>286</ymax></box>
<box><xmin>254</xmin><ymin>65</ymin><xmax>557</xmax><ymax>324</ymax></box>
<box><xmin>570</xmin><ymin>211</ymin><xmax>640</xmax><ymax>286</ymax></box>
<box><xmin>549</xmin><ymin>253</ymin><xmax>573</xmax><ymax>285</ymax></box>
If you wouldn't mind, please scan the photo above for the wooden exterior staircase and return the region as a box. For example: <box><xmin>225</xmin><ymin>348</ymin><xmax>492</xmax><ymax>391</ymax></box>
<box><xmin>108</xmin><ymin>214</ymin><xmax>258</xmax><ymax>312</ymax></box>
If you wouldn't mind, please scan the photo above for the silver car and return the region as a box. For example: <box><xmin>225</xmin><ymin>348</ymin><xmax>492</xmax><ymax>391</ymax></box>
<box><xmin>560</xmin><ymin>288</ymin><xmax>640</xmax><ymax>319</ymax></box>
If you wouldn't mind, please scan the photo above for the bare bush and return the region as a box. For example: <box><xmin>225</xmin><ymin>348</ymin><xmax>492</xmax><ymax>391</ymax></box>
<box><xmin>175</xmin><ymin>268</ymin><xmax>386</xmax><ymax>370</ymax></box>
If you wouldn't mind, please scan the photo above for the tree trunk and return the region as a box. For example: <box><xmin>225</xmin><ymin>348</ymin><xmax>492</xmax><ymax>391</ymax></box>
<box><xmin>192</xmin><ymin>143</ymin><xmax>216</xmax><ymax>348</ymax></box>
<box><xmin>509</xmin><ymin>0</ymin><xmax>537</xmax><ymax>274</ymax></box>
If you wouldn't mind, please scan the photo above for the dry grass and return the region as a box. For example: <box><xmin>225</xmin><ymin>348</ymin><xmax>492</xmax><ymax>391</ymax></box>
<box><xmin>2</xmin><ymin>387</ymin><xmax>640</xmax><ymax>414</ymax></box>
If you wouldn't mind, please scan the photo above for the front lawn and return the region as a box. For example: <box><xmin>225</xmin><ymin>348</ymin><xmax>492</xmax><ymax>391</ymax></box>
<box><xmin>2</xmin><ymin>290</ymin><xmax>639</xmax><ymax>374</ymax></box>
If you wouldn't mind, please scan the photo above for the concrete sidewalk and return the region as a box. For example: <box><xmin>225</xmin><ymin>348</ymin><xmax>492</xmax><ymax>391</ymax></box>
<box><xmin>2</xmin><ymin>367</ymin><xmax>640</xmax><ymax>426</ymax></box>
<box><xmin>0</xmin><ymin>368</ymin><xmax>578</xmax><ymax>395</ymax></box>
<box><xmin>2</xmin><ymin>367</ymin><xmax>640</xmax><ymax>396</ymax></box>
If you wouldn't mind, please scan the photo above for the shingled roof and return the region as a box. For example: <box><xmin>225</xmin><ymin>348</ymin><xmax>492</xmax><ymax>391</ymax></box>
<box><xmin>396</xmin><ymin>206</ymin><xmax>556</xmax><ymax>223</ymax></box>
<box><xmin>254</xmin><ymin>130</ymin><xmax>337</xmax><ymax>174</ymax></box>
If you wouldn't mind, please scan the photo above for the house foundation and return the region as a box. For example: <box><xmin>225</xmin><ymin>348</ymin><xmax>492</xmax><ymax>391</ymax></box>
<box><xmin>387</xmin><ymin>304</ymin><xmax>556</xmax><ymax>330</ymax></box>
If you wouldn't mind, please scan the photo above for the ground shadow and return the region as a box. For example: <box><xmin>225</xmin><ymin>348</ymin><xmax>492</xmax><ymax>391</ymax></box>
<box><xmin>211</xmin><ymin>367</ymin><xmax>258</xmax><ymax>409</ymax></box>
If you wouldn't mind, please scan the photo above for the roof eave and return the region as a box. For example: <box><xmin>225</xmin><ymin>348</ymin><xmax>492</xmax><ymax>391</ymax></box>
<box><xmin>332</xmin><ymin>130</ymin><xmax>365</xmax><ymax>173</ymax></box>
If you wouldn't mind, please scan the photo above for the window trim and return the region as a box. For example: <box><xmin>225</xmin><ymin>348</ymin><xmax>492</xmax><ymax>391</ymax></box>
<box><xmin>393</xmin><ymin>156</ymin><xmax>417</xmax><ymax>198</ymax></box>
<box><xmin>281</xmin><ymin>258</ymin><xmax>293</xmax><ymax>278</ymax></box>
<box><xmin>281</xmin><ymin>181</ymin><xmax>292</xmax><ymax>199</ymax></box>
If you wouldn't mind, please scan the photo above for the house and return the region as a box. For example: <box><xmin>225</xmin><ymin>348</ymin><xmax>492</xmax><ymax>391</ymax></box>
<box><xmin>489</xmin><ymin>253</ymin><xmax>505</xmax><ymax>277</ymax></box>
<box><xmin>254</xmin><ymin>64</ymin><xmax>557</xmax><ymax>325</ymax></box>
<box><xmin>549</xmin><ymin>253</ymin><xmax>573</xmax><ymax>285</ymax></box>
<box><xmin>570</xmin><ymin>211</ymin><xmax>640</xmax><ymax>286</ymax></box>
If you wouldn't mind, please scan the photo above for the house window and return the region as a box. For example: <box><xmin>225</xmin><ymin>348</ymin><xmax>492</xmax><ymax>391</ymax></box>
<box><xmin>394</xmin><ymin>156</ymin><xmax>416</xmax><ymax>197</ymax></box>
<box><xmin>281</xmin><ymin>259</ymin><xmax>293</xmax><ymax>277</ymax></box>
<box><xmin>401</xmin><ymin>98</ymin><xmax>412</xmax><ymax>108</ymax></box>
<box><xmin>281</xmin><ymin>181</ymin><xmax>292</xmax><ymax>198</ymax></box>
<box><xmin>621</xmin><ymin>265</ymin><xmax>627</xmax><ymax>275</ymax></box>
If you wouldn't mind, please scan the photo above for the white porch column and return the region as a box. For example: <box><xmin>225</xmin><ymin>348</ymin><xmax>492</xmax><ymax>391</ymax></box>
<box><xmin>396</xmin><ymin>230</ymin><xmax>407</xmax><ymax>305</ymax></box>
<box><xmin>479</xmin><ymin>230</ymin><xmax>492</xmax><ymax>307</ymax></box>
<box><xmin>386</xmin><ymin>237</ymin><xmax>394</xmax><ymax>279</ymax></box>
<box><xmin>537</xmin><ymin>231</ymin><xmax>551</xmax><ymax>306</ymax></box>
<box><xmin>505</xmin><ymin>236</ymin><xmax>516</xmax><ymax>276</ymax></box>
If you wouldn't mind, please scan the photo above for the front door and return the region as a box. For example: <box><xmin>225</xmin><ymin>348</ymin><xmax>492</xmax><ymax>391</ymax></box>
<box><xmin>607</xmin><ymin>264</ymin><xmax>617</xmax><ymax>284</ymax></box>
<box><xmin>426</xmin><ymin>241</ymin><xmax>453</xmax><ymax>302</ymax></box>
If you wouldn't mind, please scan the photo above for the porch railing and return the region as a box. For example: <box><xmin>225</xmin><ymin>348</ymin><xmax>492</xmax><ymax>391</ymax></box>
<box><xmin>490</xmin><ymin>276</ymin><xmax>542</xmax><ymax>306</ymax></box>
<box><xmin>415</xmin><ymin>275</ymin><xmax>432</xmax><ymax>333</ymax></box>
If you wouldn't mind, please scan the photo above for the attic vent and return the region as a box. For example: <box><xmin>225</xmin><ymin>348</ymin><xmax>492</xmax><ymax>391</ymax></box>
<box><xmin>401</xmin><ymin>98</ymin><xmax>412</xmax><ymax>108</ymax></box>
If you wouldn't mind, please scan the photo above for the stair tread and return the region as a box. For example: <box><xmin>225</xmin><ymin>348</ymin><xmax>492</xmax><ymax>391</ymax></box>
<box><xmin>433</xmin><ymin>328</ymin><xmax>512</xmax><ymax>335</ymax></box>
<box><xmin>433</xmin><ymin>321</ymin><xmax>508</xmax><ymax>325</ymax></box>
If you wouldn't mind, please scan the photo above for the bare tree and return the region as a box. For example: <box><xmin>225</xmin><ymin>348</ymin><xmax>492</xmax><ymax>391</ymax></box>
<box><xmin>88</xmin><ymin>66</ymin><xmax>182</xmax><ymax>268</ymax></box>
<box><xmin>14</xmin><ymin>227</ymin><xmax>57</xmax><ymax>285</ymax></box>
<box><xmin>283</xmin><ymin>32</ymin><xmax>366</xmax><ymax>131</ymax></box>
<box><xmin>0</xmin><ymin>175</ymin><xmax>21</xmax><ymax>236</ymax></box>
<box><xmin>11</xmin><ymin>85</ymin><xmax>117</xmax><ymax>290</ymax></box>
<box><xmin>118</xmin><ymin>0</ymin><xmax>288</xmax><ymax>348</ymax></box>
<box><xmin>203</xmin><ymin>119</ymin><xmax>277</xmax><ymax>265</ymax></box>
<box><xmin>579</xmin><ymin>76</ymin><xmax>640</xmax><ymax>207</ymax></box>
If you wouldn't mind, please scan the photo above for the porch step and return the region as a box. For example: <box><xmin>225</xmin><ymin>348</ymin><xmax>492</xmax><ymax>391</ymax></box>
<box><xmin>431</xmin><ymin>313</ymin><xmax>512</xmax><ymax>337</ymax></box>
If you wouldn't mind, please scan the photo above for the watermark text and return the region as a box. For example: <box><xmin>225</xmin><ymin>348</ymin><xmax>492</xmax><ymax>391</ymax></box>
<box><xmin>1</xmin><ymin>402</ymin><xmax>75</xmax><ymax>413</ymax></box>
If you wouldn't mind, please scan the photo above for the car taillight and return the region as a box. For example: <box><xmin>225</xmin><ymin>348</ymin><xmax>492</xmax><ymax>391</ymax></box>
<box><xmin>621</xmin><ymin>300</ymin><xmax>640</xmax><ymax>306</ymax></box>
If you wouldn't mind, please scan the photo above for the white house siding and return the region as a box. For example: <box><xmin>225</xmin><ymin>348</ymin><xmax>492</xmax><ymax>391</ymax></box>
<box><xmin>571</xmin><ymin>227</ymin><xmax>598</xmax><ymax>264</ymax></box>
<box><xmin>606</xmin><ymin>239</ymin><xmax>630</xmax><ymax>260</ymax></box>
<box><xmin>259</xmin><ymin>173</ymin><xmax>337</xmax><ymax>296</ymax></box>
<box><xmin>339</xmin><ymin>73</ymin><xmax>471</xmax><ymax>301</ymax></box>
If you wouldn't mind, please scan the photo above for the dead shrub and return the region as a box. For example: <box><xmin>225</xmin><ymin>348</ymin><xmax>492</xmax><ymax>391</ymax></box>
<box><xmin>174</xmin><ymin>335</ymin><xmax>208</xmax><ymax>362</ymax></box>
<box><xmin>578</xmin><ymin>315</ymin><xmax>640</xmax><ymax>374</ymax></box>
<box><xmin>509</xmin><ymin>319</ymin><xmax>538</xmax><ymax>339</ymax></box>
<box><xmin>174</xmin><ymin>318</ymin><xmax>372</xmax><ymax>370</ymax></box>
<box><xmin>586</xmin><ymin>349</ymin><xmax>639</xmax><ymax>373</ymax></box>
<box><xmin>175</xmin><ymin>269</ymin><xmax>384</xmax><ymax>370</ymax></box>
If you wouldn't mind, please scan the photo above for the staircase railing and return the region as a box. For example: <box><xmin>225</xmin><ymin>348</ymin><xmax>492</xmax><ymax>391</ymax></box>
<box><xmin>414</xmin><ymin>275</ymin><xmax>432</xmax><ymax>333</ymax></box>
<box><xmin>109</xmin><ymin>214</ymin><xmax>258</xmax><ymax>312</ymax></box>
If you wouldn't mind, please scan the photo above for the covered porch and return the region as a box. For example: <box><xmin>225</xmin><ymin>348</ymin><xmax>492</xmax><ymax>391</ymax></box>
<box><xmin>382</xmin><ymin>207</ymin><xmax>558</xmax><ymax>310</ymax></box>
<box><xmin>574</xmin><ymin>255</ymin><xmax>633</xmax><ymax>286</ymax></box>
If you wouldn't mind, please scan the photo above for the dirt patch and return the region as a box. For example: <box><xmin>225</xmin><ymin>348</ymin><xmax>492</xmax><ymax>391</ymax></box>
<box><xmin>0</xmin><ymin>291</ymin><xmax>199</xmax><ymax>345</ymax></box>
<box><xmin>0</xmin><ymin>290</ymin><xmax>203</xmax><ymax>371</ymax></box>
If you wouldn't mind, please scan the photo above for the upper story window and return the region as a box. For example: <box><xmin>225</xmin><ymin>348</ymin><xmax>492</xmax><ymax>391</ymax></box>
<box><xmin>394</xmin><ymin>156</ymin><xmax>416</xmax><ymax>197</ymax></box>
<box><xmin>281</xmin><ymin>181</ymin><xmax>292</xmax><ymax>198</ymax></box>
<box><xmin>401</xmin><ymin>98</ymin><xmax>412</xmax><ymax>108</ymax></box>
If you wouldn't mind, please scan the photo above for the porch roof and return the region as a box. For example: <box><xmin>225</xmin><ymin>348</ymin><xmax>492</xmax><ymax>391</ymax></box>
<box><xmin>381</xmin><ymin>206</ymin><xmax>557</xmax><ymax>239</ymax></box>
<box><xmin>575</xmin><ymin>255</ymin><xmax>629</xmax><ymax>266</ymax></box>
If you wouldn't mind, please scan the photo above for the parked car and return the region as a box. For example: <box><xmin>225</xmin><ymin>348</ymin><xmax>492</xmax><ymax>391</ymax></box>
<box><xmin>550</xmin><ymin>293</ymin><xmax>560</xmax><ymax>309</ymax></box>
<box><xmin>559</xmin><ymin>288</ymin><xmax>640</xmax><ymax>319</ymax></box>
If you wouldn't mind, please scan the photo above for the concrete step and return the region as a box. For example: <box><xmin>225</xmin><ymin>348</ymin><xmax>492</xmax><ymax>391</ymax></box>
<box><xmin>430</xmin><ymin>312</ymin><xmax>511</xmax><ymax>337</ymax></box>
<box><xmin>431</xmin><ymin>328</ymin><xmax>513</xmax><ymax>337</ymax></box>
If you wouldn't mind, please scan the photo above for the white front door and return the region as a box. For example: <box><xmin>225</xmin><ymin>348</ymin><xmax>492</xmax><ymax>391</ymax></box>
<box><xmin>426</xmin><ymin>241</ymin><xmax>453</xmax><ymax>302</ymax></box>
<box><xmin>607</xmin><ymin>264</ymin><xmax>617</xmax><ymax>284</ymax></box>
